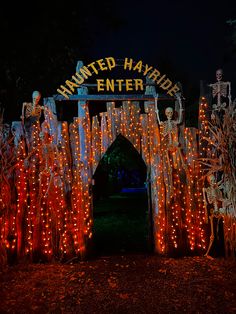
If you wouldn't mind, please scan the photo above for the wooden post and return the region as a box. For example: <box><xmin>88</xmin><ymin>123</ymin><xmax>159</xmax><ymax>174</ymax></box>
<box><xmin>76</xmin><ymin>61</ymin><xmax>93</xmax><ymax>257</ymax></box>
<box><xmin>140</xmin><ymin>114</ymin><xmax>149</xmax><ymax>165</ymax></box>
<box><xmin>44</xmin><ymin>97</ymin><xmax>58</xmax><ymax>144</ymax></box>
<box><xmin>12</xmin><ymin>122</ymin><xmax>27</xmax><ymax>259</ymax></box>
<box><xmin>100</xmin><ymin>112</ymin><xmax>109</xmax><ymax>156</ymax></box>
<box><xmin>144</xmin><ymin>76</ymin><xmax>157</xmax><ymax>113</ymax></box>
<box><xmin>113</xmin><ymin>107</ymin><xmax>121</xmax><ymax>137</ymax></box>
<box><xmin>129</xmin><ymin>101</ymin><xmax>141</xmax><ymax>152</ymax></box>
<box><xmin>106</xmin><ymin>102</ymin><xmax>116</xmax><ymax>144</ymax></box>
<box><xmin>91</xmin><ymin>116</ymin><xmax>101</xmax><ymax>174</ymax></box>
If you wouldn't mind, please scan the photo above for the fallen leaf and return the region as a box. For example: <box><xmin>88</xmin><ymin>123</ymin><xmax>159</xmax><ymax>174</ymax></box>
<box><xmin>158</xmin><ymin>269</ymin><xmax>167</xmax><ymax>275</ymax></box>
<box><xmin>119</xmin><ymin>293</ymin><xmax>129</xmax><ymax>300</ymax></box>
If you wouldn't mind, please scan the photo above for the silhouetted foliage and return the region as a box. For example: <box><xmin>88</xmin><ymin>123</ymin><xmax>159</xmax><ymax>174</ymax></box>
<box><xmin>93</xmin><ymin>135</ymin><xmax>146</xmax><ymax>197</ymax></box>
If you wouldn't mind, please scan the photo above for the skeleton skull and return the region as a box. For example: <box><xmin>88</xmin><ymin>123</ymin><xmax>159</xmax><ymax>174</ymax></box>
<box><xmin>216</xmin><ymin>69</ymin><xmax>223</xmax><ymax>82</ymax></box>
<box><xmin>165</xmin><ymin>107</ymin><xmax>173</xmax><ymax>120</ymax></box>
<box><xmin>207</xmin><ymin>174</ymin><xmax>216</xmax><ymax>186</ymax></box>
<box><xmin>32</xmin><ymin>91</ymin><xmax>41</xmax><ymax>105</ymax></box>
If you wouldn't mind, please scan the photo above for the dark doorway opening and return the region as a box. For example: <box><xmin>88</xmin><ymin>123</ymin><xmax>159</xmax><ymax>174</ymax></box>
<box><xmin>92</xmin><ymin>135</ymin><xmax>152</xmax><ymax>256</ymax></box>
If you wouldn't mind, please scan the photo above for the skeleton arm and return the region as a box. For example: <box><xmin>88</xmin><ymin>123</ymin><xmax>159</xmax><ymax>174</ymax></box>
<box><xmin>176</xmin><ymin>95</ymin><xmax>184</xmax><ymax>124</ymax></box>
<box><xmin>227</xmin><ymin>81</ymin><xmax>232</xmax><ymax>106</ymax></box>
<box><xmin>155</xmin><ymin>97</ymin><xmax>162</xmax><ymax>125</ymax></box>
<box><xmin>21</xmin><ymin>103</ymin><xmax>27</xmax><ymax>121</ymax></box>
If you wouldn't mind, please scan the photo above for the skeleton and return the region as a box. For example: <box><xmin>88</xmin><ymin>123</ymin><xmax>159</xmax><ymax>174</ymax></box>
<box><xmin>203</xmin><ymin>174</ymin><xmax>225</xmax><ymax>257</ymax></box>
<box><xmin>155</xmin><ymin>95</ymin><xmax>185</xmax><ymax>170</ymax></box>
<box><xmin>21</xmin><ymin>91</ymin><xmax>43</xmax><ymax>121</ymax></box>
<box><xmin>209</xmin><ymin>69</ymin><xmax>231</xmax><ymax>116</ymax></box>
<box><xmin>21</xmin><ymin>91</ymin><xmax>44</xmax><ymax>149</ymax></box>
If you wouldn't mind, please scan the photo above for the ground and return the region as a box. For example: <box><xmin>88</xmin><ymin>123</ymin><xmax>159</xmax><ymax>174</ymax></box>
<box><xmin>93</xmin><ymin>190</ymin><xmax>150</xmax><ymax>255</ymax></box>
<box><xmin>1</xmin><ymin>191</ymin><xmax>236</xmax><ymax>313</ymax></box>
<box><xmin>0</xmin><ymin>255</ymin><xmax>236</xmax><ymax>314</ymax></box>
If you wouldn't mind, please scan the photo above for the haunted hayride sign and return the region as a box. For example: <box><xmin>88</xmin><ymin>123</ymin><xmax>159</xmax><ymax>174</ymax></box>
<box><xmin>57</xmin><ymin>57</ymin><xmax>180</xmax><ymax>98</ymax></box>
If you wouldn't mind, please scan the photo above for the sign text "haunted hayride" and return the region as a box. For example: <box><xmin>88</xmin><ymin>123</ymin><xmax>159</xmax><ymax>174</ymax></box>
<box><xmin>57</xmin><ymin>57</ymin><xmax>180</xmax><ymax>98</ymax></box>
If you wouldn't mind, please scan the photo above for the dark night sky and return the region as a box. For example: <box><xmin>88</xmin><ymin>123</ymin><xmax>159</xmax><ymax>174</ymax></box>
<box><xmin>0</xmin><ymin>0</ymin><xmax>236</xmax><ymax>123</ymax></box>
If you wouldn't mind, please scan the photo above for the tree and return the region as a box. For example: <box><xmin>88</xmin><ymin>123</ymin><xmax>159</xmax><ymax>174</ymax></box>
<box><xmin>0</xmin><ymin>2</ymin><xmax>125</xmax><ymax>122</ymax></box>
<box><xmin>226</xmin><ymin>19</ymin><xmax>236</xmax><ymax>59</ymax></box>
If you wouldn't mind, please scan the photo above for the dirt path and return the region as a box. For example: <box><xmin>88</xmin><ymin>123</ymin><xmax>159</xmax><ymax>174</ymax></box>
<box><xmin>0</xmin><ymin>255</ymin><xmax>236</xmax><ymax>314</ymax></box>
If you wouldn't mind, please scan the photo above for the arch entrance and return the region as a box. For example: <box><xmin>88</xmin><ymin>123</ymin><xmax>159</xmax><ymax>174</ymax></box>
<box><xmin>32</xmin><ymin>58</ymin><xmax>204</xmax><ymax>259</ymax></box>
<box><xmin>92</xmin><ymin>134</ymin><xmax>152</xmax><ymax>255</ymax></box>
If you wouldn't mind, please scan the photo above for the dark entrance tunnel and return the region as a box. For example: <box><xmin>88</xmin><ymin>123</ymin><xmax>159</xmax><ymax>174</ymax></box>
<box><xmin>92</xmin><ymin>135</ymin><xmax>152</xmax><ymax>255</ymax></box>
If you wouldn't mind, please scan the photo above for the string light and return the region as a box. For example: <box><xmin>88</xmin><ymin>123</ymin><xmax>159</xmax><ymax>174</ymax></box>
<box><xmin>1</xmin><ymin>97</ymin><xmax>212</xmax><ymax>260</ymax></box>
